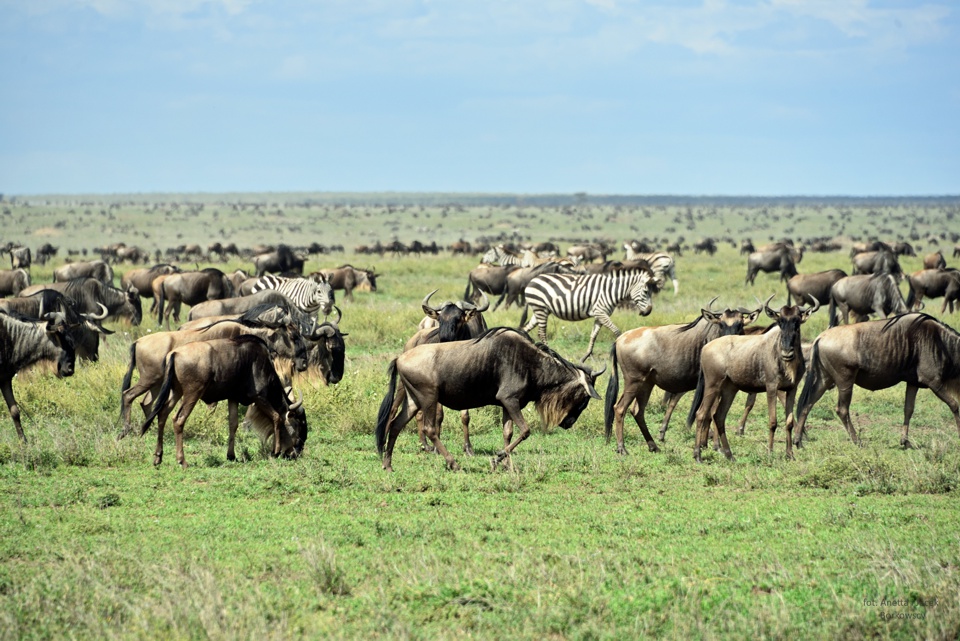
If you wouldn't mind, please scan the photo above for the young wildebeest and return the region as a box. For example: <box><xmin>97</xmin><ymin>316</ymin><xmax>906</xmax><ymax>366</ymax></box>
<box><xmin>0</xmin><ymin>308</ymin><xmax>77</xmax><ymax>443</ymax></box>
<box><xmin>140</xmin><ymin>335</ymin><xmax>308</xmax><ymax>468</ymax></box>
<box><xmin>691</xmin><ymin>296</ymin><xmax>818</xmax><ymax>462</ymax></box>
<box><xmin>376</xmin><ymin>327</ymin><xmax>603</xmax><ymax>472</ymax></box>
<box><xmin>408</xmin><ymin>290</ymin><xmax>489</xmax><ymax>455</ymax></box>
<box><xmin>905</xmin><ymin>269</ymin><xmax>960</xmax><ymax>314</ymax></box>
<box><xmin>604</xmin><ymin>300</ymin><xmax>760</xmax><ymax>455</ymax></box>
<box><xmin>794</xmin><ymin>313</ymin><xmax>960</xmax><ymax>449</ymax></box>
<box><xmin>828</xmin><ymin>273</ymin><xmax>908</xmax><ymax>327</ymax></box>
<box><xmin>118</xmin><ymin>311</ymin><xmax>309</xmax><ymax>438</ymax></box>
<box><xmin>0</xmin><ymin>268</ymin><xmax>30</xmax><ymax>297</ymax></box>
<box><xmin>314</xmin><ymin>265</ymin><xmax>378</xmax><ymax>302</ymax></box>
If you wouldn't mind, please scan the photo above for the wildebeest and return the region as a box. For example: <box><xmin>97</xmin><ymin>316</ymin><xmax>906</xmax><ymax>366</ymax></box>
<box><xmin>119</xmin><ymin>311</ymin><xmax>309</xmax><ymax>438</ymax></box>
<box><xmin>851</xmin><ymin>249</ymin><xmax>902</xmax><ymax>278</ymax></box>
<box><xmin>252</xmin><ymin>244</ymin><xmax>305</xmax><ymax>276</ymax></box>
<box><xmin>54</xmin><ymin>260</ymin><xmax>114</xmax><ymax>286</ymax></box>
<box><xmin>520</xmin><ymin>263</ymin><xmax>659</xmax><ymax>362</ymax></box>
<box><xmin>0</xmin><ymin>290</ymin><xmax>111</xmax><ymax>362</ymax></box>
<box><xmin>375</xmin><ymin>327</ymin><xmax>603</xmax><ymax>472</ymax></box>
<box><xmin>407</xmin><ymin>290</ymin><xmax>490</xmax><ymax>455</ymax></box>
<box><xmin>139</xmin><ymin>335</ymin><xmax>308</xmax><ymax>468</ymax></box>
<box><xmin>0</xmin><ymin>307</ymin><xmax>77</xmax><ymax>443</ymax></box>
<box><xmin>120</xmin><ymin>264</ymin><xmax>181</xmax><ymax>305</ymax></box>
<box><xmin>905</xmin><ymin>269</ymin><xmax>960</xmax><ymax>314</ymax></box>
<box><xmin>9</xmin><ymin>246</ymin><xmax>30</xmax><ymax>270</ymax></box>
<box><xmin>691</xmin><ymin>296</ymin><xmax>818</xmax><ymax>462</ymax></box>
<box><xmin>20</xmin><ymin>278</ymin><xmax>143</xmax><ymax>326</ymax></box>
<box><xmin>186</xmin><ymin>289</ymin><xmax>295</xmax><ymax>321</ymax></box>
<box><xmin>794</xmin><ymin>313</ymin><xmax>960</xmax><ymax>449</ymax></box>
<box><xmin>464</xmin><ymin>264</ymin><xmax>519</xmax><ymax>308</ymax></box>
<box><xmin>745</xmin><ymin>243</ymin><xmax>801</xmax><ymax>285</ymax></box>
<box><xmin>604</xmin><ymin>300</ymin><xmax>760</xmax><ymax>455</ymax></box>
<box><xmin>693</xmin><ymin>238</ymin><xmax>717</xmax><ymax>255</ymax></box>
<box><xmin>0</xmin><ymin>268</ymin><xmax>30</xmax><ymax>297</ymax></box>
<box><xmin>923</xmin><ymin>250</ymin><xmax>947</xmax><ymax>271</ymax></box>
<box><xmin>786</xmin><ymin>269</ymin><xmax>847</xmax><ymax>307</ymax></box>
<box><xmin>740</xmin><ymin>239</ymin><xmax>756</xmax><ymax>255</ymax></box>
<box><xmin>314</xmin><ymin>265</ymin><xmax>378</xmax><ymax>302</ymax></box>
<box><xmin>155</xmin><ymin>268</ymin><xmax>234</xmax><ymax>328</ymax></box>
<box><xmin>34</xmin><ymin>243</ymin><xmax>58</xmax><ymax>266</ymax></box>
<box><xmin>828</xmin><ymin>273</ymin><xmax>908</xmax><ymax>327</ymax></box>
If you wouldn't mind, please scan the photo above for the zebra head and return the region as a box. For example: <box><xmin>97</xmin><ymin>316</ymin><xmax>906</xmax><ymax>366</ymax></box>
<box><xmin>628</xmin><ymin>271</ymin><xmax>657</xmax><ymax>316</ymax></box>
<box><xmin>311</xmin><ymin>274</ymin><xmax>335</xmax><ymax>316</ymax></box>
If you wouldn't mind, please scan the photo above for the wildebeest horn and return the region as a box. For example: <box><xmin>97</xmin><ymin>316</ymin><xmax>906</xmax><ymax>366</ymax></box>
<box><xmin>705</xmin><ymin>296</ymin><xmax>719</xmax><ymax>311</ymax></box>
<box><xmin>289</xmin><ymin>389</ymin><xmax>303</xmax><ymax>412</ymax></box>
<box><xmin>83</xmin><ymin>302</ymin><xmax>109</xmax><ymax>321</ymax></box>
<box><xmin>804</xmin><ymin>294</ymin><xmax>821</xmax><ymax>315</ymax></box>
<box><xmin>421</xmin><ymin>289</ymin><xmax>440</xmax><ymax>317</ymax></box>
<box><xmin>591</xmin><ymin>362</ymin><xmax>607</xmax><ymax>378</ymax></box>
<box><xmin>331</xmin><ymin>305</ymin><xmax>342</xmax><ymax>325</ymax></box>
<box><xmin>761</xmin><ymin>293</ymin><xmax>777</xmax><ymax>317</ymax></box>
<box><xmin>475</xmin><ymin>290</ymin><xmax>490</xmax><ymax>313</ymax></box>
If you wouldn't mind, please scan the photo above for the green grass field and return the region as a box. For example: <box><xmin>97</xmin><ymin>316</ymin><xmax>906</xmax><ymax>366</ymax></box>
<box><xmin>0</xmin><ymin>198</ymin><xmax>959</xmax><ymax>640</ymax></box>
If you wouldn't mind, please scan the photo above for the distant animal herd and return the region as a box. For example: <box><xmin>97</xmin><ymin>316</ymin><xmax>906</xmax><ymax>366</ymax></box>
<box><xmin>1</xmin><ymin>233</ymin><xmax>959</xmax><ymax>470</ymax></box>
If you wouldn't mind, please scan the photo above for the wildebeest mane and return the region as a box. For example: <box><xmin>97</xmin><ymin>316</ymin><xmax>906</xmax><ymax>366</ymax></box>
<box><xmin>881</xmin><ymin>312</ymin><xmax>960</xmax><ymax>340</ymax></box>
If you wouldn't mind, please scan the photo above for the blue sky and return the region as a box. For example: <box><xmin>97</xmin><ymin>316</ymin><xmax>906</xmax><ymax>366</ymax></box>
<box><xmin>1</xmin><ymin>0</ymin><xmax>957</xmax><ymax>196</ymax></box>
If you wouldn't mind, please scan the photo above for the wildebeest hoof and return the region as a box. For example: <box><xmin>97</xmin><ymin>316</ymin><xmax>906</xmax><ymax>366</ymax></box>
<box><xmin>448</xmin><ymin>461</ymin><xmax>461</xmax><ymax>471</ymax></box>
<box><xmin>463</xmin><ymin>445</ymin><xmax>475</xmax><ymax>457</ymax></box>
<box><xmin>647</xmin><ymin>441</ymin><xmax>660</xmax><ymax>453</ymax></box>
<box><xmin>900</xmin><ymin>439</ymin><xmax>914</xmax><ymax>449</ymax></box>
<box><xmin>616</xmin><ymin>446</ymin><xmax>628</xmax><ymax>456</ymax></box>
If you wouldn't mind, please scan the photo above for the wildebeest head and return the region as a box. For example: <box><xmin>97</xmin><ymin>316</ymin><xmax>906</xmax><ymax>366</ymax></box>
<box><xmin>245</xmin><ymin>386</ymin><xmax>307</xmax><ymax>459</ymax></box>
<box><xmin>763</xmin><ymin>294</ymin><xmax>819</xmax><ymax>362</ymax></box>
<box><xmin>41</xmin><ymin>308</ymin><xmax>77</xmax><ymax>379</ymax></box>
<box><xmin>421</xmin><ymin>289</ymin><xmax>490</xmax><ymax>343</ymax></box>
<box><xmin>701</xmin><ymin>296</ymin><xmax>760</xmax><ymax>336</ymax></box>
<box><xmin>124</xmin><ymin>285</ymin><xmax>143</xmax><ymax>325</ymax></box>
<box><xmin>306</xmin><ymin>307</ymin><xmax>347</xmax><ymax>385</ymax></box>
<box><xmin>553</xmin><ymin>362</ymin><xmax>605</xmax><ymax>430</ymax></box>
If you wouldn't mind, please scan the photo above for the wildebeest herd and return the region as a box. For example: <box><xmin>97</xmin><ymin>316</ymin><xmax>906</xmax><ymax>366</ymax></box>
<box><xmin>1</xmin><ymin>235</ymin><xmax>960</xmax><ymax>472</ymax></box>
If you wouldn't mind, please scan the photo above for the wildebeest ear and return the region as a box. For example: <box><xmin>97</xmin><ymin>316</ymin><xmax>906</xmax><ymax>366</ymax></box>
<box><xmin>742</xmin><ymin>310</ymin><xmax>760</xmax><ymax>325</ymax></box>
<box><xmin>701</xmin><ymin>309</ymin><xmax>722</xmax><ymax>323</ymax></box>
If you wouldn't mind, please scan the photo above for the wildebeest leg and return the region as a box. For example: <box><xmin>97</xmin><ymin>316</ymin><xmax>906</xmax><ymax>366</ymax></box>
<box><xmin>172</xmin><ymin>398</ymin><xmax>199</xmax><ymax>469</ymax></box>
<box><xmin>835</xmin><ymin>385</ymin><xmax>860</xmax><ymax>445</ymax></box>
<box><xmin>900</xmin><ymin>385</ymin><xmax>918</xmax><ymax>449</ymax></box>
<box><xmin>1</xmin><ymin>380</ymin><xmax>26</xmax><ymax>443</ymax></box>
<box><xmin>492</xmin><ymin>400</ymin><xmax>530</xmax><ymax>471</ymax></box>
<box><xmin>421</xmin><ymin>402</ymin><xmax>459</xmax><ymax>471</ymax></box>
<box><xmin>737</xmin><ymin>393</ymin><xmax>757</xmax><ymax>435</ymax></box>
<box><xmin>120</xmin><ymin>380</ymin><xmax>157</xmax><ymax>438</ymax></box>
<box><xmin>711</xmin><ymin>385</ymin><xmax>738</xmax><ymax>461</ymax></box>
<box><xmin>783</xmin><ymin>389</ymin><xmax>797</xmax><ymax>460</ymax></box>
<box><xmin>926</xmin><ymin>383</ymin><xmax>960</xmax><ymax>439</ymax></box>
<box><xmin>226</xmin><ymin>401</ymin><xmax>239</xmax><ymax>461</ymax></box>
<box><xmin>694</xmin><ymin>385</ymin><xmax>722</xmax><ymax>463</ymax></box>
<box><xmin>627</xmin><ymin>384</ymin><xmax>658</xmax><ymax>453</ymax></box>
<box><xmin>660</xmin><ymin>391</ymin><xmax>684</xmax><ymax>441</ymax></box>
<box><xmin>461</xmin><ymin>410</ymin><xmax>473</xmax><ymax>456</ymax></box>
<box><xmin>382</xmin><ymin>397</ymin><xmax>415</xmax><ymax>473</ymax></box>
<box><xmin>612</xmin><ymin>378</ymin><xmax>641</xmax><ymax>455</ymax></box>
<box><xmin>149</xmin><ymin>394</ymin><xmax>180</xmax><ymax>466</ymax></box>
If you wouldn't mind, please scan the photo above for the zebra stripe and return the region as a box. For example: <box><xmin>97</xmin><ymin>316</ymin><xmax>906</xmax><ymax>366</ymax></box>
<box><xmin>521</xmin><ymin>268</ymin><xmax>657</xmax><ymax>361</ymax></box>
<box><xmin>623</xmin><ymin>248</ymin><xmax>678</xmax><ymax>294</ymax></box>
<box><xmin>252</xmin><ymin>274</ymin><xmax>334</xmax><ymax>316</ymax></box>
<box><xmin>481</xmin><ymin>245</ymin><xmax>522</xmax><ymax>267</ymax></box>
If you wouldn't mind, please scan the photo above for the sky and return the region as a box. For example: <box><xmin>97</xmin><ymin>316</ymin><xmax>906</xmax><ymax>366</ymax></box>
<box><xmin>0</xmin><ymin>0</ymin><xmax>957</xmax><ymax>196</ymax></box>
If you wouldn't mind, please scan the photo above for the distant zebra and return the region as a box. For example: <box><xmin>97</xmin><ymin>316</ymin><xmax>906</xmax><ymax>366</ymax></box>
<box><xmin>623</xmin><ymin>246</ymin><xmax>678</xmax><ymax>294</ymax></box>
<box><xmin>481</xmin><ymin>245</ymin><xmax>522</xmax><ymax>267</ymax></box>
<box><xmin>520</xmin><ymin>265</ymin><xmax>659</xmax><ymax>362</ymax></box>
<box><xmin>251</xmin><ymin>274</ymin><xmax>334</xmax><ymax>316</ymax></box>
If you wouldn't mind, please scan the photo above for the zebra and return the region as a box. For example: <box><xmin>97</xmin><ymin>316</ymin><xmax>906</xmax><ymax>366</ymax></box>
<box><xmin>520</xmin><ymin>265</ymin><xmax>659</xmax><ymax>362</ymax></box>
<box><xmin>251</xmin><ymin>274</ymin><xmax>334</xmax><ymax>317</ymax></box>
<box><xmin>480</xmin><ymin>245</ymin><xmax>522</xmax><ymax>267</ymax></box>
<box><xmin>623</xmin><ymin>245</ymin><xmax>678</xmax><ymax>294</ymax></box>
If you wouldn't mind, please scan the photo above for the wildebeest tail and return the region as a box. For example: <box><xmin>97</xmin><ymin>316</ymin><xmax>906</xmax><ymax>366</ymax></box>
<box><xmin>519</xmin><ymin>304</ymin><xmax>529</xmax><ymax>329</ymax></box>
<box><xmin>603</xmin><ymin>342</ymin><xmax>620</xmax><ymax>443</ymax></box>
<box><xmin>905</xmin><ymin>277</ymin><xmax>917</xmax><ymax>310</ymax></box>
<box><xmin>375</xmin><ymin>359</ymin><xmax>399</xmax><ymax>455</ymax></box>
<box><xmin>828</xmin><ymin>293</ymin><xmax>838</xmax><ymax>328</ymax></box>
<box><xmin>157</xmin><ymin>282</ymin><xmax>166</xmax><ymax>326</ymax></box>
<box><xmin>463</xmin><ymin>278</ymin><xmax>473</xmax><ymax>302</ymax></box>
<box><xmin>686</xmin><ymin>370</ymin><xmax>706</xmax><ymax>428</ymax></box>
<box><xmin>141</xmin><ymin>353</ymin><xmax>176</xmax><ymax>435</ymax></box>
<box><xmin>119</xmin><ymin>342</ymin><xmax>138</xmax><ymax>421</ymax></box>
<box><xmin>796</xmin><ymin>340</ymin><xmax>823</xmax><ymax>420</ymax></box>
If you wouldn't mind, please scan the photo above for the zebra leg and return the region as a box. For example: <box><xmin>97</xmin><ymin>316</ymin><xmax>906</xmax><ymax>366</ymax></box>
<box><xmin>583</xmin><ymin>314</ymin><xmax>620</xmax><ymax>363</ymax></box>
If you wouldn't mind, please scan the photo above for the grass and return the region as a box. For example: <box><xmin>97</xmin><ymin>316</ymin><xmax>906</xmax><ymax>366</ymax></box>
<box><xmin>0</xmin><ymin>197</ymin><xmax>959</xmax><ymax>639</ymax></box>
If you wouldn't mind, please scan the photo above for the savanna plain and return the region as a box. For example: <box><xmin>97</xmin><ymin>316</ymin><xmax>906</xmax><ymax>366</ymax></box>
<box><xmin>1</xmin><ymin>196</ymin><xmax>959</xmax><ymax>640</ymax></box>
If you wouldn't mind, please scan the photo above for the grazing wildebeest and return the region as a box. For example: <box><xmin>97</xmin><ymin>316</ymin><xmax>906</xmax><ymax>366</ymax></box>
<box><xmin>745</xmin><ymin>243</ymin><xmax>801</xmax><ymax>285</ymax></box>
<box><xmin>34</xmin><ymin>243</ymin><xmax>58</xmax><ymax>266</ymax></box>
<box><xmin>923</xmin><ymin>250</ymin><xmax>947</xmax><ymax>271</ymax></box>
<box><xmin>794</xmin><ymin>313</ymin><xmax>960</xmax><ymax>449</ymax></box>
<box><xmin>693</xmin><ymin>238</ymin><xmax>717</xmax><ymax>255</ymax></box>
<box><xmin>9</xmin><ymin>246</ymin><xmax>31</xmax><ymax>270</ymax></box>
<box><xmin>118</xmin><ymin>311</ymin><xmax>309</xmax><ymax>438</ymax></box>
<box><xmin>905</xmin><ymin>269</ymin><xmax>960</xmax><ymax>314</ymax></box>
<box><xmin>20</xmin><ymin>278</ymin><xmax>143</xmax><ymax>326</ymax></box>
<box><xmin>786</xmin><ymin>269</ymin><xmax>847</xmax><ymax>307</ymax></box>
<box><xmin>851</xmin><ymin>249</ymin><xmax>902</xmax><ymax>278</ymax></box>
<box><xmin>604</xmin><ymin>300</ymin><xmax>760</xmax><ymax>455</ymax></box>
<box><xmin>0</xmin><ymin>290</ymin><xmax>111</xmax><ymax>362</ymax></box>
<box><xmin>0</xmin><ymin>307</ymin><xmax>77</xmax><ymax>442</ymax></box>
<box><xmin>314</xmin><ymin>265</ymin><xmax>378</xmax><ymax>302</ymax></box>
<box><xmin>740</xmin><ymin>239</ymin><xmax>755</xmax><ymax>255</ymax></box>
<box><xmin>691</xmin><ymin>296</ymin><xmax>818</xmax><ymax>462</ymax></box>
<box><xmin>407</xmin><ymin>290</ymin><xmax>490</xmax><ymax>455</ymax></box>
<box><xmin>376</xmin><ymin>327</ymin><xmax>603</xmax><ymax>472</ymax></box>
<box><xmin>0</xmin><ymin>268</ymin><xmax>30</xmax><ymax>297</ymax></box>
<box><xmin>139</xmin><ymin>335</ymin><xmax>308</xmax><ymax>468</ymax></box>
<box><xmin>252</xmin><ymin>244</ymin><xmax>305</xmax><ymax>276</ymax></box>
<box><xmin>828</xmin><ymin>273</ymin><xmax>908</xmax><ymax>327</ymax></box>
<box><xmin>464</xmin><ymin>264</ymin><xmax>519</xmax><ymax>308</ymax></box>
<box><xmin>54</xmin><ymin>260</ymin><xmax>114</xmax><ymax>285</ymax></box>
<box><xmin>520</xmin><ymin>263</ymin><xmax>659</xmax><ymax>362</ymax></box>
<box><xmin>155</xmin><ymin>268</ymin><xmax>234</xmax><ymax>328</ymax></box>
<box><xmin>186</xmin><ymin>289</ymin><xmax>295</xmax><ymax>321</ymax></box>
